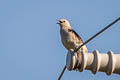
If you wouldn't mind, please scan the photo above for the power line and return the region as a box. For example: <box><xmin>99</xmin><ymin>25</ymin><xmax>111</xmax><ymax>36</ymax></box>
<box><xmin>74</xmin><ymin>17</ymin><xmax>120</xmax><ymax>53</ymax></box>
<box><xmin>58</xmin><ymin>17</ymin><xmax>120</xmax><ymax>80</ymax></box>
<box><xmin>58</xmin><ymin>66</ymin><xmax>66</xmax><ymax>80</ymax></box>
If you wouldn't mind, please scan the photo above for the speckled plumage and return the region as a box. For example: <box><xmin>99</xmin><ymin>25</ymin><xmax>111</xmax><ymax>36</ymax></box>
<box><xmin>57</xmin><ymin>19</ymin><xmax>88</xmax><ymax>53</ymax></box>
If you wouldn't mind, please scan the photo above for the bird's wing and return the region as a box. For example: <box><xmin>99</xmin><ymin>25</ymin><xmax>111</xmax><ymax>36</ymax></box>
<box><xmin>68</xmin><ymin>29</ymin><xmax>84</xmax><ymax>43</ymax></box>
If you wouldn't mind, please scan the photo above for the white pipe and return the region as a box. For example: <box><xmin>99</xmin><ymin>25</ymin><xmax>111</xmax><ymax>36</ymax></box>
<box><xmin>66</xmin><ymin>50</ymin><xmax>120</xmax><ymax>75</ymax></box>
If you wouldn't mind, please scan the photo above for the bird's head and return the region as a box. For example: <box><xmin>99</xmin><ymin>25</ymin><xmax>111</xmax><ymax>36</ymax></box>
<box><xmin>57</xmin><ymin>19</ymin><xmax>71</xmax><ymax>28</ymax></box>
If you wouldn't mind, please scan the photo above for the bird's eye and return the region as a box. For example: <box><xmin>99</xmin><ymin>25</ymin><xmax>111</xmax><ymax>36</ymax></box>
<box><xmin>63</xmin><ymin>21</ymin><xmax>66</xmax><ymax>22</ymax></box>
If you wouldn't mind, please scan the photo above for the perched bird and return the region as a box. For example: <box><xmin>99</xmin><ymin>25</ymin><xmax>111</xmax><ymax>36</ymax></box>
<box><xmin>57</xmin><ymin>19</ymin><xmax>88</xmax><ymax>69</ymax></box>
<box><xmin>57</xmin><ymin>19</ymin><xmax>88</xmax><ymax>54</ymax></box>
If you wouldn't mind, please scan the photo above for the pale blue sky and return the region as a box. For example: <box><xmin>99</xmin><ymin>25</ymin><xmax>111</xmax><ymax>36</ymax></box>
<box><xmin>0</xmin><ymin>0</ymin><xmax>120</xmax><ymax>80</ymax></box>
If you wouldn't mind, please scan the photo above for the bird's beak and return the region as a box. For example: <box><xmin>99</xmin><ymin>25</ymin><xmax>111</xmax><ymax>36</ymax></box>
<box><xmin>56</xmin><ymin>19</ymin><xmax>61</xmax><ymax>24</ymax></box>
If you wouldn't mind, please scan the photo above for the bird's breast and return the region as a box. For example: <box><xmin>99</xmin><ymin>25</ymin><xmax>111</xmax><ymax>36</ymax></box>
<box><xmin>60</xmin><ymin>29</ymin><xmax>76</xmax><ymax>50</ymax></box>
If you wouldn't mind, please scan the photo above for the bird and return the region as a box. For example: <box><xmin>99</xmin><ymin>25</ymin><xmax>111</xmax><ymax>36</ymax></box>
<box><xmin>57</xmin><ymin>19</ymin><xmax>88</xmax><ymax>53</ymax></box>
<box><xmin>57</xmin><ymin>19</ymin><xmax>88</xmax><ymax>68</ymax></box>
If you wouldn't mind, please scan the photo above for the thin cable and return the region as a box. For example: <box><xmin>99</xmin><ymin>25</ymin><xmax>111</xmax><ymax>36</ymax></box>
<box><xmin>58</xmin><ymin>66</ymin><xmax>66</xmax><ymax>80</ymax></box>
<box><xmin>74</xmin><ymin>17</ymin><xmax>120</xmax><ymax>53</ymax></box>
<box><xmin>58</xmin><ymin>17</ymin><xmax>120</xmax><ymax>80</ymax></box>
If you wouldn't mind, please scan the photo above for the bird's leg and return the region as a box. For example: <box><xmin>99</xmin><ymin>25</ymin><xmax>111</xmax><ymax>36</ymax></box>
<box><xmin>73</xmin><ymin>49</ymin><xmax>83</xmax><ymax>71</ymax></box>
<box><xmin>73</xmin><ymin>53</ymin><xmax>79</xmax><ymax>71</ymax></box>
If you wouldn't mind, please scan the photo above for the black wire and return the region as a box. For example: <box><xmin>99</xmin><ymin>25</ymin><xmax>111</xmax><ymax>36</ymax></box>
<box><xmin>58</xmin><ymin>17</ymin><xmax>120</xmax><ymax>80</ymax></box>
<box><xmin>74</xmin><ymin>17</ymin><xmax>120</xmax><ymax>53</ymax></box>
<box><xmin>58</xmin><ymin>66</ymin><xmax>66</xmax><ymax>80</ymax></box>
